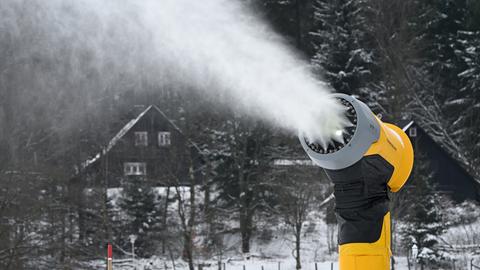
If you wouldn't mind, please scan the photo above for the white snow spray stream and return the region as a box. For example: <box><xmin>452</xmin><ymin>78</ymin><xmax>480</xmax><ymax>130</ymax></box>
<box><xmin>0</xmin><ymin>0</ymin><xmax>347</xmax><ymax>143</ymax></box>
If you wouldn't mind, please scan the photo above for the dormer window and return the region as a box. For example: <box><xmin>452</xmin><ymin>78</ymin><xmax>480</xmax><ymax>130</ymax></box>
<box><xmin>158</xmin><ymin>132</ymin><xmax>171</xmax><ymax>146</ymax></box>
<box><xmin>124</xmin><ymin>162</ymin><xmax>147</xmax><ymax>176</ymax></box>
<box><xmin>409</xmin><ymin>127</ymin><xmax>417</xmax><ymax>137</ymax></box>
<box><xmin>135</xmin><ymin>131</ymin><xmax>148</xmax><ymax>146</ymax></box>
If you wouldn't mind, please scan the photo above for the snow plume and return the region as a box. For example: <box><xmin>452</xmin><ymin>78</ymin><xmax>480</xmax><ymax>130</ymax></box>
<box><xmin>0</xmin><ymin>0</ymin><xmax>346</xmax><ymax>142</ymax></box>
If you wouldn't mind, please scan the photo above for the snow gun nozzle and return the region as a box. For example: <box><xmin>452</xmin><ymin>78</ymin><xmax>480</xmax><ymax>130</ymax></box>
<box><xmin>298</xmin><ymin>93</ymin><xmax>413</xmax><ymax>192</ymax></box>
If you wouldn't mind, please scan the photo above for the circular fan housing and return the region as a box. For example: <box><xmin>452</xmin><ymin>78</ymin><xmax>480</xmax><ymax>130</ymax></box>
<box><xmin>298</xmin><ymin>94</ymin><xmax>381</xmax><ymax>170</ymax></box>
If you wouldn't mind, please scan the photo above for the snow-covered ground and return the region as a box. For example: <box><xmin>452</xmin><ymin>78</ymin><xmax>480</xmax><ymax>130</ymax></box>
<box><xmin>86</xmin><ymin>188</ymin><xmax>479</xmax><ymax>270</ymax></box>
<box><xmin>87</xmin><ymin>256</ymin><xmax>414</xmax><ymax>270</ymax></box>
<box><xmin>89</xmin><ymin>257</ymin><xmax>340</xmax><ymax>270</ymax></box>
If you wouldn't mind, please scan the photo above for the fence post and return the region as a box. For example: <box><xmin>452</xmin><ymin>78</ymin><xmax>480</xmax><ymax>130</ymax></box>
<box><xmin>223</xmin><ymin>263</ymin><xmax>226</xmax><ymax>270</ymax></box>
<box><xmin>261</xmin><ymin>266</ymin><xmax>264</xmax><ymax>270</ymax></box>
<box><xmin>315</xmin><ymin>262</ymin><xmax>318</xmax><ymax>270</ymax></box>
<box><xmin>243</xmin><ymin>265</ymin><xmax>246</xmax><ymax>270</ymax></box>
<box><xmin>331</xmin><ymin>262</ymin><xmax>333</xmax><ymax>270</ymax></box>
<box><xmin>472</xmin><ymin>259</ymin><xmax>474</xmax><ymax>270</ymax></box>
<box><xmin>278</xmin><ymin>261</ymin><xmax>281</xmax><ymax>270</ymax></box>
<box><xmin>107</xmin><ymin>243</ymin><xmax>113</xmax><ymax>270</ymax></box>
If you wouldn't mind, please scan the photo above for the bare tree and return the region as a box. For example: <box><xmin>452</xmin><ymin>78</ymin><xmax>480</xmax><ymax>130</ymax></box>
<box><xmin>173</xmin><ymin>162</ymin><xmax>197</xmax><ymax>270</ymax></box>
<box><xmin>273</xmin><ymin>166</ymin><xmax>328</xmax><ymax>269</ymax></box>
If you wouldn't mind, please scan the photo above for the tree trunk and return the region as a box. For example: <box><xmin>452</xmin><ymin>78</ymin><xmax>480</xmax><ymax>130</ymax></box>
<box><xmin>162</xmin><ymin>186</ymin><xmax>170</xmax><ymax>254</ymax></box>
<box><xmin>295</xmin><ymin>224</ymin><xmax>302</xmax><ymax>270</ymax></box>
<box><xmin>180</xmin><ymin>162</ymin><xmax>196</xmax><ymax>270</ymax></box>
<box><xmin>295</xmin><ymin>0</ymin><xmax>302</xmax><ymax>49</ymax></box>
<box><xmin>241</xmin><ymin>229</ymin><xmax>250</xmax><ymax>253</ymax></box>
<box><xmin>203</xmin><ymin>166</ymin><xmax>214</xmax><ymax>249</ymax></box>
<box><xmin>1</xmin><ymin>87</ymin><xmax>18</xmax><ymax>168</ymax></box>
<box><xmin>183</xmin><ymin>232</ymin><xmax>194</xmax><ymax>270</ymax></box>
<box><xmin>60</xmin><ymin>211</ymin><xmax>66</xmax><ymax>265</ymax></box>
<box><xmin>239</xmin><ymin>171</ymin><xmax>251</xmax><ymax>254</ymax></box>
<box><xmin>187</xmin><ymin>164</ymin><xmax>196</xmax><ymax>270</ymax></box>
<box><xmin>102</xmin><ymin>154</ymin><xmax>111</xmax><ymax>243</ymax></box>
<box><xmin>240</xmin><ymin>211</ymin><xmax>252</xmax><ymax>253</ymax></box>
<box><xmin>70</xmin><ymin>177</ymin><xmax>86</xmax><ymax>243</ymax></box>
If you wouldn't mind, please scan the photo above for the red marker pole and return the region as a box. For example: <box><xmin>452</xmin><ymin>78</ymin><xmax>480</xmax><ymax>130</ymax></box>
<box><xmin>107</xmin><ymin>243</ymin><xmax>113</xmax><ymax>270</ymax></box>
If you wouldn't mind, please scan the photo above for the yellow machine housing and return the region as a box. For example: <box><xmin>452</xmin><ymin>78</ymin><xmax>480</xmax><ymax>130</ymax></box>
<box><xmin>339</xmin><ymin>122</ymin><xmax>413</xmax><ymax>269</ymax></box>
<box><xmin>366</xmin><ymin>120</ymin><xmax>414</xmax><ymax>192</ymax></box>
<box><xmin>299</xmin><ymin>94</ymin><xmax>414</xmax><ymax>270</ymax></box>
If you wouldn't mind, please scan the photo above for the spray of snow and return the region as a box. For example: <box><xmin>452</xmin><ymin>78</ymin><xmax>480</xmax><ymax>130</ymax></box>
<box><xmin>0</xmin><ymin>0</ymin><xmax>347</xmax><ymax>142</ymax></box>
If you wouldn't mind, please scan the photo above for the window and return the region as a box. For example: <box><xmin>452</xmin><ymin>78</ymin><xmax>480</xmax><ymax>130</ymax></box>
<box><xmin>134</xmin><ymin>131</ymin><xmax>148</xmax><ymax>146</ymax></box>
<box><xmin>124</xmin><ymin>162</ymin><xmax>147</xmax><ymax>176</ymax></box>
<box><xmin>409</xmin><ymin>127</ymin><xmax>417</xmax><ymax>137</ymax></box>
<box><xmin>158</xmin><ymin>131</ymin><xmax>171</xmax><ymax>146</ymax></box>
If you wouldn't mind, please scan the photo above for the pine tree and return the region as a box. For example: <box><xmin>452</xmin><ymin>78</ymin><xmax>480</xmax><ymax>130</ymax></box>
<box><xmin>118</xmin><ymin>177</ymin><xmax>160</xmax><ymax>257</ymax></box>
<box><xmin>449</xmin><ymin>0</ymin><xmax>480</xmax><ymax>179</ymax></box>
<box><xmin>310</xmin><ymin>0</ymin><xmax>383</xmax><ymax>110</ymax></box>
<box><xmin>421</xmin><ymin>0</ymin><xmax>469</xmax><ymax>100</ymax></box>
<box><xmin>451</xmin><ymin>30</ymin><xmax>480</xmax><ymax>178</ymax></box>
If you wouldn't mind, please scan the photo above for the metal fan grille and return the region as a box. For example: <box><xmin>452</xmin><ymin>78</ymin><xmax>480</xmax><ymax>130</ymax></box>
<box><xmin>305</xmin><ymin>97</ymin><xmax>358</xmax><ymax>154</ymax></box>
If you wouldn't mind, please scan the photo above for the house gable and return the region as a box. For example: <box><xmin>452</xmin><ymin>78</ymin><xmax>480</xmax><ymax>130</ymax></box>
<box><xmin>80</xmin><ymin>105</ymin><xmax>200</xmax><ymax>187</ymax></box>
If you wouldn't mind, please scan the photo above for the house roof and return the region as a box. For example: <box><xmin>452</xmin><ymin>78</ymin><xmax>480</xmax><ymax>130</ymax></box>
<box><xmin>78</xmin><ymin>105</ymin><xmax>202</xmax><ymax>172</ymax></box>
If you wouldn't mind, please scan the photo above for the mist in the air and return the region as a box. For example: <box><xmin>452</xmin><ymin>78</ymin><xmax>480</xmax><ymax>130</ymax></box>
<box><xmin>0</xmin><ymin>0</ymin><xmax>346</xmax><ymax>142</ymax></box>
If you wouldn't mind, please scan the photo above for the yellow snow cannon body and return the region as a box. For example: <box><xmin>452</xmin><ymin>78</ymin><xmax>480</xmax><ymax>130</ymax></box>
<box><xmin>299</xmin><ymin>94</ymin><xmax>414</xmax><ymax>270</ymax></box>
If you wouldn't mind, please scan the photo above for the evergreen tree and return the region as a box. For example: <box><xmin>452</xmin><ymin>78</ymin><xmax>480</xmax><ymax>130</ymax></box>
<box><xmin>420</xmin><ymin>0</ymin><xmax>469</xmax><ymax>100</ymax></box>
<box><xmin>449</xmin><ymin>0</ymin><xmax>480</xmax><ymax>179</ymax></box>
<box><xmin>467</xmin><ymin>0</ymin><xmax>480</xmax><ymax>29</ymax></box>
<box><xmin>118</xmin><ymin>177</ymin><xmax>160</xmax><ymax>257</ymax></box>
<box><xmin>310</xmin><ymin>0</ymin><xmax>383</xmax><ymax>110</ymax></box>
<box><xmin>451</xmin><ymin>29</ymin><xmax>480</xmax><ymax>179</ymax></box>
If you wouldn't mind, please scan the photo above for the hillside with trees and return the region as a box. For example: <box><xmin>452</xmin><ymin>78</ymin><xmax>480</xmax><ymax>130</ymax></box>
<box><xmin>0</xmin><ymin>0</ymin><xmax>479</xmax><ymax>269</ymax></box>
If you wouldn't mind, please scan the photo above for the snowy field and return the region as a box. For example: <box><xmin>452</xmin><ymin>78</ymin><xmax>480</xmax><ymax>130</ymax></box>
<box><xmin>87</xmin><ymin>256</ymin><xmax>415</xmax><ymax>270</ymax></box>
<box><xmin>91</xmin><ymin>187</ymin><xmax>480</xmax><ymax>270</ymax></box>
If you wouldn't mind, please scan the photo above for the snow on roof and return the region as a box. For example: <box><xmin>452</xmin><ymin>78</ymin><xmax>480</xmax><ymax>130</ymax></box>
<box><xmin>402</xmin><ymin>120</ymin><xmax>415</xmax><ymax>132</ymax></box>
<box><xmin>82</xmin><ymin>153</ymin><xmax>101</xmax><ymax>169</ymax></box>
<box><xmin>106</xmin><ymin>105</ymin><xmax>153</xmax><ymax>152</ymax></box>
<box><xmin>80</xmin><ymin>106</ymin><xmax>154</xmax><ymax>170</ymax></box>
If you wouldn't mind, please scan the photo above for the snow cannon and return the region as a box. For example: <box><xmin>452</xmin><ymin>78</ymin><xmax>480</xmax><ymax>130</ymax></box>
<box><xmin>299</xmin><ymin>93</ymin><xmax>414</xmax><ymax>270</ymax></box>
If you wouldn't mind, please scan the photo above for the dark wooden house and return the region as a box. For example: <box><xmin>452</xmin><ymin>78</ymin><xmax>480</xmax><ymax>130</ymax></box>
<box><xmin>401</xmin><ymin>121</ymin><xmax>480</xmax><ymax>202</ymax></box>
<box><xmin>79</xmin><ymin>105</ymin><xmax>202</xmax><ymax>187</ymax></box>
